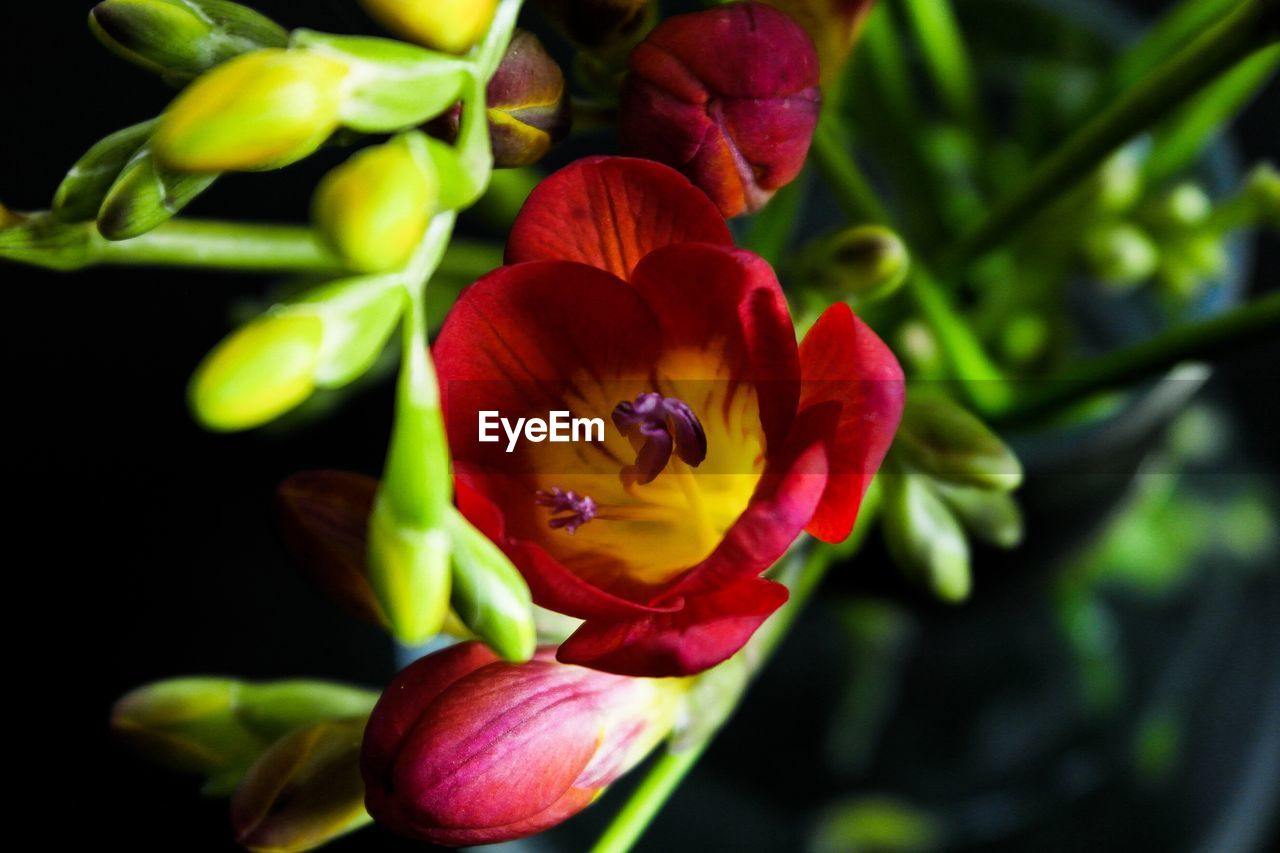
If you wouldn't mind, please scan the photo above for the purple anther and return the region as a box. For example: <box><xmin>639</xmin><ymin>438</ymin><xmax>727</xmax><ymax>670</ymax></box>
<box><xmin>535</xmin><ymin>487</ymin><xmax>598</xmax><ymax>534</ymax></box>
<box><xmin>611</xmin><ymin>392</ymin><xmax>707</xmax><ymax>484</ymax></box>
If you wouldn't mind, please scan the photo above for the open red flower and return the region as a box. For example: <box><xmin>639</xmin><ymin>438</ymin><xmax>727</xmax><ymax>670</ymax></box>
<box><xmin>436</xmin><ymin>156</ymin><xmax>903</xmax><ymax>677</ymax></box>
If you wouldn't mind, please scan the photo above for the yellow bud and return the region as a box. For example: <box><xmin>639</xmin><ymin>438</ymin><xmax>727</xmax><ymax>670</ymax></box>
<box><xmin>190</xmin><ymin>313</ymin><xmax>325</xmax><ymax>432</ymax></box>
<box><xmin>313</xmin><ymin>138</ymin><xmax>438</xmax><ymax>273</ymax></box>
<box><xmin>154</xmin><ymin>49</ymin><xmax>349</xmax><ymax>172</ymax></box>
<box><xmin>360</xmin><ymin>0</ymin><xmax>498</xmax><ymax>54</ymax></box>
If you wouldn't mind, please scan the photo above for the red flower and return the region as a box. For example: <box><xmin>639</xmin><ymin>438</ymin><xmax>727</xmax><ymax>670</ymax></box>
<box><xmin>436</xmin><ymin>156</ymin><xmax>903</xmax><ymax>677</ymax></box>
<box><xmin>362</xmin><ymin>642</ymin><xmax>684</xmax><ymax>846</ymax></box>
<box><xmin>619</xmin><ymin>2</ymin><xmax>821</xmax><ymax>217</ymax></box>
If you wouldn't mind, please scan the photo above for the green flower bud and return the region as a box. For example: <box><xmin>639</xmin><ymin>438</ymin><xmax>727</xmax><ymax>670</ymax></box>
<box><xmin>0</xmin><ymin>212</ymin><xmax>95</xmax><ymax>270</ymax></box>
<box><xmin>154</xmin><ymin>49</ymin><xmax>349</xmax><ymax>173</ymax></box>
<box><xmin>189</xmin><ymin>312</ymin><xmax>326</xmax><ymax>432</ymax></box>
<box><xmin>313</xmin><ymin>135</ymin><xmax>438</xmax><ymax>273</ymax></box>
<box><xmin>1246</xmin><ymin>161</ymin><xmax>1280</xmax><ymax>229</ymax></box>
<box><xmin>1158</xmin><ymin>232</ymin><xmax>1226</xmax><ymax>299</ymax></box>
<box><xmin>90</xmin><ymin>0</ymin><xmax>287</xmax><ymax>85</ymax></box>
<box><xmin>112</xmin><ymin>677</ymin><xmax>378</xmax><ymax>794</ymax></box>
<box><xmin>304</xmin><ymin>279</ymin><xmax>405</xmax><ymax>388</ymax></box>
<box><xmin>96</xmin><ymin>147</ymin><xmax>218</xmax><ymax>240</ymax></box>
<box><xmin>231</xmin><ymin>719</ymin><xmax>371</xmax><ymax>853</ymax></box>
<box><xmin>882</xmin><ymin>473</ymin><xmax>971</xmax><ymax>603</ymax></box>
<box><xmin>894</xmin><ymin>394</ymin><xmax>1023</xmax><ymax>491</ymax></box>
<box><xmin>367</xmin><ymin>493</ymin><xmax>452</xmax><ymax>645</ymax></box>
<box><xmin>447</xmin><ymin>507</ymin><xmax>536</xmax><ymax>662</ymax></box>
<box><xmin>932</xmin><ymin>481</ymin><xmax>1023</xmax><ymax>549</ymax></box>
<box><xmin>359</xmin><ymin>0</ymin><xmax>497</xmax><ymax>54</ymax></box>
<box><xmin>800</xmin><ymin>225</ymin><xmax>910</xmax><ymax>306</ymax></box>
<box><xmin>1082</xmin><ymin>221</ymin><xmax>1159</xmax><ymax>288</ymax></box>
<box><xmin>1145</xmin><ymin>182</ymin><xmax>1212</xmax><ymax>231</ymax></box>
<box><xmin>1091</xmin><ymin>149</ymin><xmax>1143</xmax><ymax>213</ymax></box>
<box><xmin>999</xmin><ymin>312</ymin><xmax>1049</xmax><ymax>367</ymax></box>
<box><xmin>52</xmin><ymin>118</ymin><xmax>156</xmax><ymax>222</ymax></box>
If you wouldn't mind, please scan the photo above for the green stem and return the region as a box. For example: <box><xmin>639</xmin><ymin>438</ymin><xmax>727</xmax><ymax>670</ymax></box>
<box><xmin>988</xmin><ymin>289</ymin><xmax>1280</xmax><ymax>423</ymax></box>
<box><xmin>944</xmin><ymin>0</ymin><xmax>1280</xmax><ymax>268</ymax></box>
<box><xmin>809</xmin><ymin>124</ymin><xmax>1009</xmax><ymax>400</ymax></box>
<box><xmin>810</xmin><ymin>118</ymin><xmax>890</xmax><ymax>225</ymax></box>
<box><xmin>589</xmin><ymin>492</ymin><xmax>884</xmax><ymax>853</ymax></box>
<box><xmin>898</xmin><ymin>0</ymin><xmax>981</xmax><ymax>133</ymax></box>
<box><xmin>0</xmin><ymin>216</ymin><xmax>502</xmax><ymax>280</ymax></box>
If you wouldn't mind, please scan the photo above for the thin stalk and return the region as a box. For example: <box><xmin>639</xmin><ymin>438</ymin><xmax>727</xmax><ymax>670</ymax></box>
<box><xmin>988</xmin><ymin>289</ymin><xmax>1280</xmax><ymax>424</ymax></box>
<box><xmin>809</xmin><ymin>123</ymin><xmax>1009</xmax><ymax>404</ymax></box>
<box><xmin>898</xmin><ymin>0</ymin><xmax>982</xmax><ymax>133</ymax></box>
<box><xmin>944</xmin><ymin>0</ymin><xmax>1280</xmax><ymax>268</ymax></box>
<box><xmin>810</xmin><ymin>118</ymin><xmax>890</xmax><ymax>225</ymax></box>
<box><xmin>0</xmin><ymin>216</ymin><xmax>502</xmax><ymax>280</ymax></box>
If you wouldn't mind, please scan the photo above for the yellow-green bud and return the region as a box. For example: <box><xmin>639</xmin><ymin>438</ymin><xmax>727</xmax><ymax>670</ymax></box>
<box><xmin>313</xmin><ymin>136</ymin><xmax>439</xmax><ymax>273</ymax></box>
<box><xmin>154</xmin><ymin>49</ymin><xmax>349</xmax><ymax>173</ymax></box>
<box><xmin>1082</xmin><ymin>221</ymin><xmax>1159</xmax><ymax>288</ymax></box>
<box><xmin>97</xmin><ymin>148</ymin><xmax>218</xmax><ymax>240</ymax></box>
<box><xmin>895</xmin><ymin>394</ymin><xmax>1023</xmax><ymax>491</ymax></box>
<box><xmin>231</xmin><ymin>719</ymin><xmax>371</xmax><ymax>853</ymax></box>
<box><xmin>90</xmin><ymin>0</ymin><xmax>287</xmax><ymax>84</ymax></box>
<box><xmin>52</xmin><ymin>118</ymin><xmax>156</xmax><ymax>222</ymax></box>
<box><xmin>367</xmin><ymin>494</ymin><xmax>452</xmax><ymax>645</ymax></box>
<box><xmin>801</xmin><ymin>225</ymin><xmax>910</xmax><ymax>306</ymax></box>
<box><xmin>189</xmin><ymin>313</ymin><xmax>325</xmax><ymax>432</ymax></box>
<box><xmin>1246</xmin><ymin>162</ymin><xmax>1280</xmax><ymax>229</ymax></box>
<box><xmin>882</xmin><ymin>473</ymin><xmax>971</xmax><ymax>603</ymax></box>
<box><xmin>447</xmin><ymin>506</ymin><xmax>536</xmax><ymax>662</ymax></box>
<box><xmin>1145</xmin><ymin>182</ymin><xmax>1212</xmax><ymax>231</ymax></box>
<box><xmin>360</xmin><ymin>0</ymin><xmax>498</xmax><ymax>54</ymax></box>
<box><xmin>932</xmin><ymin>481</ymin><xmax>1023</xmax><ymax>550</ymax></box>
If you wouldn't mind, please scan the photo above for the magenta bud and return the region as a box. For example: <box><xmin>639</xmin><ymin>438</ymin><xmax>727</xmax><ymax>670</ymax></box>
<box><xmin>361</xmin><ymin>642</ymin><xmax>684</xmax><ymax>846</ymax></box>
<box><xmin>429</xmin><ymin>30</ymin><xmax>571</xmax><ymax>168</ymax></box>
<box><xmin>620</xmin><ymin>2</ymin><xmax>821</xmax><ymax>217</ymax></box>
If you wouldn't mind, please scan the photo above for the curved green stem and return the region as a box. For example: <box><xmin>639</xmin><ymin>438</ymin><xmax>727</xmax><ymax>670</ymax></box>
<box><xmin>809</xmin><ymin>118</ymin><xmax>890</xmax><ymax>225</ymax></box>
<box><xmin>987</xmin><ymin>289</ymin><xmax>1280</xmax><ymax>424</ymax></box>
<box><xmin>944</xmin><ymin>0</ymin><xmax>1280</xmax><ymax>269</ymax></box>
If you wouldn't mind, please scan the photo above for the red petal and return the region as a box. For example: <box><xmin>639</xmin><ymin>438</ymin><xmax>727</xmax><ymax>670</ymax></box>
<box><xmin>798</xmin><ymin>303</ymin><xmax>905</xmax><ymax>542</ymax></box>
<box><xmin>436</xmin><ymin>259</ymin><xmax>662</xmax><ymax>474</ymax></box>
<box><xmin>660</xmin><ymin>403</ymin><xmax>832</xmax><ymax>601</ymax></box>
<box><xmin>629</xmin><ymin>242</ymin><xmax>800</xmax><ymax>449</ymax></box>
<box><xmin>456</xmin><ymin>475</ymin><xmax>678</xmax><ymax>621</ymax></box>
<box><xmin>362</xmin><ymin>642</ymin><xmax>500</xmax><ymax>821</ymax></box>
<box><xmin>556</xmin><ymin>577</ymin><xmax>789</xmax><ymax>677</ymax></box>
<box><xmin>505</xmin><ymin>156</ymin><xmax>731</xmax><ymax>280</ymax></box>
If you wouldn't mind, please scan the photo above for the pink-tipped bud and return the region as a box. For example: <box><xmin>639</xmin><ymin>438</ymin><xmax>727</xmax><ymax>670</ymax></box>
<box><xmin>361</xmin><ymin>642</ymin><xmax>684</xmax><ymax>846</ymax></box>
<box><xmin>620</xmin><ymin>2</ymin><xmax>821</xmax><ymax>217</ymax></box>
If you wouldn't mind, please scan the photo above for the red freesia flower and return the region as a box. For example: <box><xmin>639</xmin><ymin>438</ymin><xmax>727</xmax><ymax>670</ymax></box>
<box><xmin>619</xmin><ymin>2</ymin><xmax>822</xmax><ymax>217</ymax></box>
<box><xmin>362</xmin><ymin>642</ymin><xmax>683</xmax><ymax>846</ymax></box>
<box><xmin>436</xmin><ymin>156</ymin><xmax>903</xmax><ymax>677</ymax></box>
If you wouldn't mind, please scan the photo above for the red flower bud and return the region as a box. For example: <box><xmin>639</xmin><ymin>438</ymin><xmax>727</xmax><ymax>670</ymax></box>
<box><xmin>620</xmin><ymin>2</ymin><xmax>821</xmax><ymax>217</ymax></box>
<box><xmin>430</xmin><ymin>30</ymin><xmax>571</xmax><ymax>168</ymax></box>
<box><xmin>361</xmin><ymin>642</ymin><xmax>683</xmax><ymax>845</ymax></box>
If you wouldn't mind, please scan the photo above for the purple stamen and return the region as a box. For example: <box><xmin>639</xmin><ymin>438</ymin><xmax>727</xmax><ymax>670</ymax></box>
<box><xmin>535</xmin><ymin>487</ymin><xmax>598</xmax><ymax>534</ymax></box>
<box><xmin>612</xmin><ymin>392</ymin><xmax>707</xmax><ymax>484</ymax></box>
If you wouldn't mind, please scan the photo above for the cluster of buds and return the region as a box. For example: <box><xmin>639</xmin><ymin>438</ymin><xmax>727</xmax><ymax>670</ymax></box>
<box><xmin>619</xmin><ymin>2</ymin><xmax>822</xmax><ymax>217</ymax></box>
<box><xmin>882</xmin><ymin>394</ymin><xmax>1024</xmax><ymax>602</ymax></box>
<box><xmin>361</xmin><ymin>643</ymin><xmax>686</xmax><ymax>846</ymax></box>
<box><xmin>1080</xmin><ymin>152</ymin><xmax>1280</xmax><ymax>300</ymax></box>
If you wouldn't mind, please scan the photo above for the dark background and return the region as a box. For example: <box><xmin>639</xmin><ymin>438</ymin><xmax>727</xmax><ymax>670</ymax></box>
<box><xmin>2</xmin><ymin>1</ymin><xmax>1277</xmax><ymax>851</ymax></box>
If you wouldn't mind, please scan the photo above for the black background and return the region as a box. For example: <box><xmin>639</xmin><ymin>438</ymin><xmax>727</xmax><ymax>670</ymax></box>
<box><xmin>1</xmin><ymin>1</ymin><xmax>1277</xmax><ymax>851</ymax></box>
